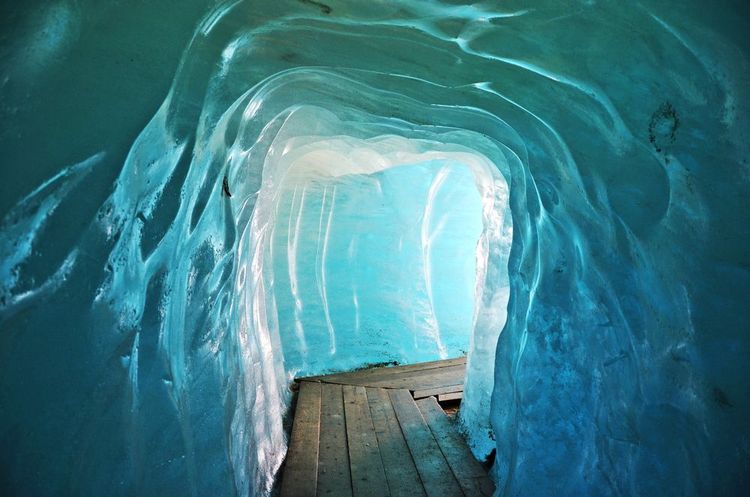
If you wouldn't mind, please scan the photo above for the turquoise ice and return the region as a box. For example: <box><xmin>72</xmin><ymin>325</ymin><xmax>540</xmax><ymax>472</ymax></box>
<box><xmin>0</xmin><ymin>1</ymin><xmax>748</xmax><ymax>496</ymax></box>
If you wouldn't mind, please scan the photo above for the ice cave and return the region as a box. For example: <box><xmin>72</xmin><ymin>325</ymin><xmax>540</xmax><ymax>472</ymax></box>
<box><xmin>0</xmin><ymin>1</ymin><xmax>748</xmax><ymax>496</ymax></box>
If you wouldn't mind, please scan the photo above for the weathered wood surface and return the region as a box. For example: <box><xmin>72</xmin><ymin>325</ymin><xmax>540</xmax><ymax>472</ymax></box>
<box><xmin>413</xmin><ymin>384</ymin><xmax>463</xmax><ymax>400</ymax></box>
<box><xmin>437</xmin><ymin>391</ymin><xmax>463</xmax><ymax>402</ymax></box>
<box><xmin>298</xmin><ymin>357</ymin><xmax>466</xmax><ymax>385</ymax></box>
<box><xmin>344</xmin><ymin>385</ymin><xmax>388</xmax><ymax>497</ymax></box>
<box><xmin>280</xmin><ymin>381</ymin><xmax>322</xmax><ymax>497</ymax></box>
<box><xmin>389</xmin><ymin>389</ymin><xmax>463</xmax><ymax>497</ymax></box>
<box><xmin>366</xmin><ymin>388</ymin><xmax>426</xmax><ymax>497</ymax></box>
<box><xmin>417</xmin><ymin>396</ymin><xmax>495</xmax><ymax>496</ymax></box>
<box><xmin>280</xmin><ymin>358</ymin><xmax>491</xmax><ymax>497</ymax></box>
<box><xmin>357</xmin><ymin>364</ymin><xmax>465</xmax><ymax>390</ymax></box>
<box><xmin>318</xmin><ymin>383</ymin><xmax>352</xmax><ymax>497</ymax></box>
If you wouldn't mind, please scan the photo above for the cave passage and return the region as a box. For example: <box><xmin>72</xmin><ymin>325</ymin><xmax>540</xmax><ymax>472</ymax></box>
<box><xmin>252</xmin><ymin>130</ymin><xmax>514</xmax><ymax>462</ymax></box>
<box><xmin>1</xmin><ymin>1</ymin><xmax>747</xmax><ymax>496</ymax></box>
<box><xmin>271</xmin><ymin>159</ymin><xmax>485</xmax><ymax>374</ymax></box>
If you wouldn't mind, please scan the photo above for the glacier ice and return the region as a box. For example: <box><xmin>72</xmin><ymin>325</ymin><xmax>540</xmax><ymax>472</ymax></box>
<box><xmin>1</xmin><ymin>0</ymin><xmax>749</xmax><ymax>496</ymax></box>
<box><xmin>253</xmin><ymin>111</ymin><xmax>513</xmax><ymax>458</ymax></box>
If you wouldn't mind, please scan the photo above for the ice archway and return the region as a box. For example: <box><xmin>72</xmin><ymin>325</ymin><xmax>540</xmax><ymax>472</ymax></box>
<box><xmin>0</xmin><ymin>1</ymin><xmax>748</xmax><ymax>496</ymax></box>
<box><xmin>251</xmin><ymin>105</ymin><xmax>512</xmax><ymax>458</ymax></box>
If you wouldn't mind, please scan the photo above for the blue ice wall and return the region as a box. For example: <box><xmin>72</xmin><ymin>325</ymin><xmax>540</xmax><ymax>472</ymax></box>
<box><xmin>271</xmin><ymin>160</ymin><xmax>484</xmax><ymax>376</ymax></box>
<box><xmin>1</xmin><ymin>1</ymin><xmax>748</xmax><ymax>496</ymax></box>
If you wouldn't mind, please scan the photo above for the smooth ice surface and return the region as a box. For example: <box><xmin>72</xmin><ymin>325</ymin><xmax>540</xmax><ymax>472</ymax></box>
<box><xmin>1</xmin><ymin>1</ymin><xmax>749</xmax><ymax>496</ymax></box>
<box><xmin>272</xmin><ymin>159</ymin><xmax>483</xmax><ymax>372</ymax></box>
<box><xmin>257</xmin><ymin>127</ymin><xmax>508</xmax><ymax>375</ymax></box>
<box><xmin>245</xmin><ymin>109</ymin><xmax>512</xmax><ymax>459</ymax></box>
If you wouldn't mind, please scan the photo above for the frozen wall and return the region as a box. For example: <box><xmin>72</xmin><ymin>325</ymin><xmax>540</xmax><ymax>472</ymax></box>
<box><xmin>245</xmin><ymin>111</ymin><xmax>512</xmax><ymax>459</ymax></box>
<box><xmin>256</xmin><ymin>127</ymin><xmax>508</xmax><ymax>376</ymax></box>
<box><xmin>1</xmin><ymin>1</ymin><xmax>748</xmax><ymax>497</ymax></box>
<box><xmin>271</xmin><ymin>159</ymin><xmax>485</xmax><ymax>375</ymax></box>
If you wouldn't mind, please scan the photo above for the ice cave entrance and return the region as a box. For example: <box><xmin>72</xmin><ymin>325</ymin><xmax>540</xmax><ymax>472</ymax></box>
<box><xmin>262</xmin><ymin>133</ymin><xmax>512</xmax><ymax>386</ymax></box>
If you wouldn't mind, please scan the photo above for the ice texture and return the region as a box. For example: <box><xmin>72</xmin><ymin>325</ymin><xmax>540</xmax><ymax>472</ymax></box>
<box><xmin>271</xmin><ymin>150</ymin><xmax>485</xmax><ymax>371</ymax></box>
<box><xmin>1</xmin><ymin>1</ymin><xmax>749</xmax><ymax>496</ymax></box>
<box><xmin>261</xmin><ymin>126</ymin><xmax>506</xmax><ymax>364</ymax></box>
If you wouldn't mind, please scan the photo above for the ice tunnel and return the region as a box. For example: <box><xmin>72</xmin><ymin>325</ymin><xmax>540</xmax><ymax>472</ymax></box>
<box><xmin>264</xmin><ymin>126</ymin><xmax>508</xmax><ymax>372</ymax></box>
<box><xmin>0</xmin><ymin>1</ymin><xmax>748</xmax><ymax>496</ymax></box>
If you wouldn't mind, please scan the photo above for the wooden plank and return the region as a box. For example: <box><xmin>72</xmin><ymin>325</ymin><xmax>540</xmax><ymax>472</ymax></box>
<box><xmin>416</xmin><ymin>397</ymin><xmax>494</xmax><ymax>497</ymax></box>
<box><xmin>366</xmin><ymin>388</ymin><xmax>426</xmax><ymax>497</ymax></box>
<box><xmin>389</xmin><ymin>389</ymin><xmax>464</xmax><ymax>497</ymax></box>
<box><xmin>350</xmin><ymin>362</ymin><xmax>464</xmax><ymax>386</ymax></box>
<box><xmin>413</xmin><ymin>384</ymin><xmax>463</xmax><ymax>400</ymax></box>
<box><xmin>300</xmin><ymin>357</ymin><xmax>466</xmax><ymax>384</ymax></box>
<box><xmin>405</xmin><ymin>378</ymin><xmax>463</xmax><ymax>393</ymax></box>
<box><xmin>342</xmin><ymin>365</ymin><xmax>465</xmax><ymax>390</ymax></box>
<box><xmin>437</xmin><ymin>392</ymin><xmax>463</xmax><ymax>402</ymax></box>
<box><xmin>363</xmin><ymin>364</ymin><xmax>465</xmax><ymax>384</ymax></box>
<box><xmin>303</xmin><ymin>357</ymin><xmax>466</xmax><ymax>382</ymax></box>
<box><xmin>281</xmin><ymin>381</ymin><xmax>322</xmax><ymax>497</ymax></box>
<box><xmin>365</xmin><ymin>366</ymin><xmax>465</xmax><ymax>391</ymax></box>
<box><xmin>343</xmin><ymin>385</ymin><xmax>389</xmax><ymax>497</ymax></box>
<box><xmin>317</xmin><ymin>383</ymin><xmax>353</xmax><ymax>497</ymax></box>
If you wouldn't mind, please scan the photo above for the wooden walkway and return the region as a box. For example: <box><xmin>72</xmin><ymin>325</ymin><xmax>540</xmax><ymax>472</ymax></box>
<box><xmin>279</xmin><ymin>357</ymin><xmax>494</xmax><ymax>497</ymax></box>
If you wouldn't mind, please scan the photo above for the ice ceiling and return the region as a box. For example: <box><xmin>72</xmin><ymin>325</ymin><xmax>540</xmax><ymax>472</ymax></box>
<box><xmin>0</xmin><ymin>1</ymin><xmax>748</xmax><ymax>496</ymax></box>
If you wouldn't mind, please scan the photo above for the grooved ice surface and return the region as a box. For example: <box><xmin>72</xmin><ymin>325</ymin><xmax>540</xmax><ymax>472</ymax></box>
<box><xmin>253</xmin><ymin>122</ymin><xmax>511</xmax><ymax>462</ymax></box>
<box><xmin>272</xmin><ymin>160</ymin><xmax>483</xmax><ymax>372</ymax></box>
<box><xmin>1</xmin><ymin>1</ymin><xmax>748</xmax><ymax>496</ymax></box>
